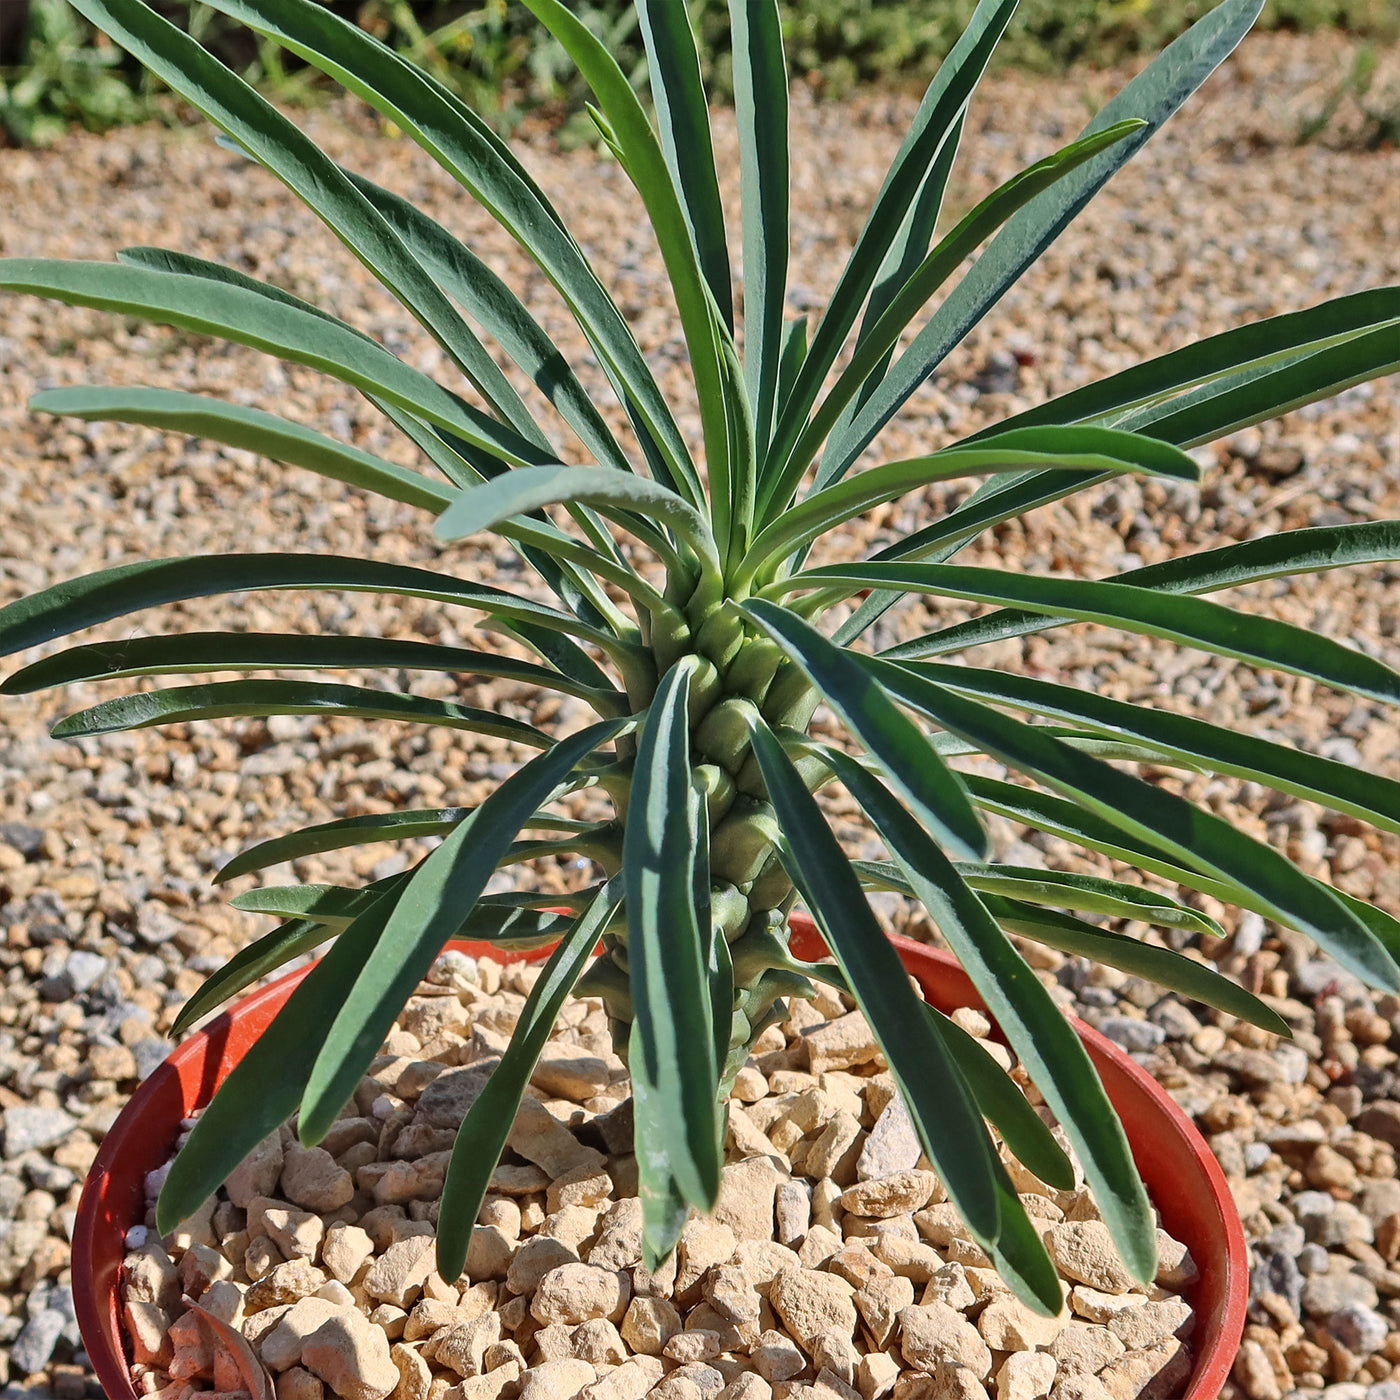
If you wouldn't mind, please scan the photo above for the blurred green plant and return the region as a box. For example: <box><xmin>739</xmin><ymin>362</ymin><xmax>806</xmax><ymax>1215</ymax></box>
<box><xmin>3</xmin><ymin>0</ymin><xmax>1397</xmax><ymax>146</ymax></box>
<box><xmin>0</xmin><ymin>0</ymin><xmax>149</xmax><ymax>144</ymax></box>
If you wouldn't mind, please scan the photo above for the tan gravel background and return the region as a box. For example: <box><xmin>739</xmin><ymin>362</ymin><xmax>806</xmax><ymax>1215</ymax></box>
<box><xmin>0</xmin><ymin>26</ymin><xmax>1396</xmax><ymax>1398</ymax></box>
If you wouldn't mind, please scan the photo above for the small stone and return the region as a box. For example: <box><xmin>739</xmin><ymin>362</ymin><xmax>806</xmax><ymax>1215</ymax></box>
<box><xmin>714</xmin><ymin>1157</ymin><xmax>787</xmax><ymax>1242</ymax></box>
<box><xmin>750</xmin><ymin>1329</ymin><xmax>807</xmax><ymax>1384</ymax></box>
<box><xmin>388</xmin><ymin>1342</ymin><xmax>432</xmax><ymax>1400</ymax></box>
<box><xmin>363</xmin><ymin>1235</ymin><xmax>437</xmax><ymax>1308</ymax></box>
<box><xmin>665</xmin><ymin>1330</ymin><xmax>723</xmax><ymax>1362</ymax></box>
<box><xmin>856</xmin><ymin>1351</ymin><xmax>900</xmax><ymax>1400</ymax></box>
<box><xmin>508</xmin><ymin>1097</ymin><xmax>607</xmax><ymax>1179</ymax></box>
<box><xmin>840</xmin><ymin>1172</ymin><xmax>938</xmax><ymax>1218</ymax></box>
<box><xmin>124</xmin><ymin>1241</ymin><xmax>181</xmax><ymax>1311</ymax></box>
<box><xmin>425</xmin><ymin>1313</ymin><xmax>500</xmax><ymax>1377</ymax></box>
<box><xmin>1048</xmin><ymin>1320</ymin><xmax>1126</xmax><ymax>1375</ymax></box>
<box><xmin>2</xmin><ymin>1105</ymin><xmax>77</xmax><ymax>1156</ymax></box>
<box><xmin>619</xmin><ymin>1296</ymin><xmax>681</xmax><ymax>1355</ymax></box>
<box><xmin>322</xmin><ymin>1224</ymin><xmax>374</xmax><ymax>1285</ymax></box>
<box><xmin>261</xmin><ymin>1298</ymin><xmax>344</xmax><ymax>1372</ymax></box>
<box><xmin>776</xmin><ymin>1181</ymin><xmax>812</xmax><ymax>1247</ymax></box>
<box><xmin>994</xmin><ymin>1352</ymin><xmax>1056</xmax><ymax>1400</ymax></box>
<box><xmin>1096</xmin><ymin>1338</ymin><xmax>1192</xmax><ymax>1400</ymax></box>
<box><xmin>1301</xmin><ymin>1271</ymin><xmax>1379</xmax><ymax>1317</ymax></box>
<box><xmin>531</xmin><ymin>1263</ymin><xmax>629</xmax><ymax>1325</ymax></box>
<box><xmin>517</xmin><ymin>1358</ymin><xmax>597</xmax><ymax>1400</ymax></box>
<box><xmin>580</xmin><ymin>1356</ymin><xmax>666</xmax><ymax>1400</ymax></box>
<box><xmin>508</xmin><ymin>1236</ymin><xmax>580</xmax><ymax>1296</ymax></box>
<box><xmin>804</xmin><ymin>1112</ymin><xmax>864</xmax><ymax>1184</ymax></box>
<box><xmin>676</xmin><ymin>1219</ymin><xmax>739</xmax><ymax>1294</ymax></box>
<box><xmin>1326</xmin><ymin>1302</ymin><xmax>1389</xmax><ymax>1355</ymax></box>
<box><xmin>301</xmin><ymin>1308</ymin><xmax>401</xmax><ymax>1400</ymax></box>
<box><xmin>123</xmin><ymin>1301</ymin><xmax>171</xmax><ymax>1367</ymax></box>
<box><xmin>898</xmin><ymin>1303</ymin><xmax>993</xmax><ymax>1379</ymax></box>
<box><xmin>1043</xmin><ymin>1224</ymin><xmax>1136</xmax><ymax>1294</ymax></box>
<box><xmin>857</xmin><ymin>1098</ymin><xmax>921</xmax><ymax>1181</ymax></box>
<box><xmin>855</xmin><ymin>1275</ymin><xmax>915</xmax><ymax>1348</ymax></box>
<box><xmin>263</xmin><ymin>1206</ymin><xmax>326</xmax><ymax>1264</ymax></box>
<box><xmin>1106</xmin><ymin>1298</ymin><xmax>1192</xmax><ymax>1350</ymax></box>
<box><xmin>227</xmin><ymin>1132</ymin><xmax>286</xmax><ymax>1208</ymax></box>
<box><xmin>805</xmin><ymin>1013</ymin><xmax>883</xmax><ymax>1074</ymax></box>
<box><xmin>587</xmin><ymin>1197</ymin><xmax>644</xmax><ymax>1271</ymax></box>
<box><xmin>769</xmin><ymin>1267</ymin><xmax>858</xmax><ymax>1347</ymax></box>
<box><xmin>282</xmin><ymin>1143</ymin><xmax>355</xmax><ymax>1214</ymax></box>
<box><xmin>246</xmin><ymin>1259</ymin><xmax>328</xmax><ymax>1312</ymax></box>
<box><xmin>976</xmin><ymin>1295</ymin><xmax>1067</xmax><ymax>1351</ymax></box>
<box><xmin>415</xmin><ymin>1059</ymin><xmax>501</xmax><ymax>1128</ymax></box>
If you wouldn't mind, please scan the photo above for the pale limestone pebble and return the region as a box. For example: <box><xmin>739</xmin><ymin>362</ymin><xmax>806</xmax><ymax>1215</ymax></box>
<box><xmin>870</xmin><ymin>1233</ymin><xmax>945</xmax><ymax>1283</ymax></box>
<box><xmin>260</xmin><ymin>1298</ymin><xmax>345</xmax><ymax>1372</ymax></box>
<box><xmin>247</xmin><ymin>1237</ymin><xmax>289</xmax><ymax>1282</ymax></box>
<box><xmin>1065</xmin><ymin>1288</ymin><xmax>1142</xmax><ymax>1325</ymax></box>
<box><xmin>855</xmin><ymin>1098</ymin><xmax>922</xmax><ymax>1184</ymax></box>
<box><xmin>733</xmin><ymin>1240</ymin><xmax>803</xmax><ymax>1296</ymax></box>
<box><xmin>282</xmin><ymin>1142</ymin><xmax>356</xmax><ymax>1214</ymax></box>
<box><xmin>547</xmin><ymin>1166</ymin><xmax>613</xmax><ymax>1214</ymax></box>
<box><xmin>618</xmin><ymin>1295</ymin><xmax>680</xmax><ymax>1355</ymax></box>
<box><xmin>721</xmin><ymin>1376</ymin><xmax>774</xmax><ymax>1400</ymax></box>
<box><xmin>1041</xmin><ymin>1226</ymin><xmax>1136</xmax><ymax>1295</ymax></box>
<box><xmin>322</xmin><ymin>1224</ymin><xmax>375</xmax><ymax>1286</ymax></box>
<box><xmin>263</xmin><ymin>1206</ymin><xmax>326</xmax><ymax>1264</ymax></box>
<box><xmin>578</xmin><ymin>1355</ymin><xmax>665</xmax><ymax>1400</ymax></box>
<box><xmin>750</xmin><ymin>1330</ymin><xmax>807</xmax><ymax>1384</ymax></box>
<box><xmin>975</xmin><ymin>1295</ymin><xmax>1068</xmax><ymax>1351</ymax></box>
<box><xmin>402</xmin><ymin>1297</ymin><xmax>472</xmax><ymax>1342</ymax></box>
<box><xmin>276</xmin><ymin>1367</ymin><xmax>326</xmax><ymax>1400</ymax></box>
<box><xmin>650</xmin><ymin>1378</ymin><xmax>705</xmax><ymax>1400</ymax></box>
<box><xmin>247</xmin><ymin>1260</ymin><xmax>329</xmax><ymax>1312</ymax></box>
<box><xmin>776</xmin><ymin>1181</ymin><xmax>812</xmax><ymax>1247</ymax></box>
<box><xmin>509</xmin><ymin>1236</ymin><xmax>581</xmax><ymax>1295</ymax></box>
<box><xmin>811</xmin><ymin>1180</ymin><xmax>844</xmax><ymax>1236</ymax></box>
<box><xmin>1104</xmin><ymin>1296</ymin><xmax>1192</xmax><ymax>1350</ymax></box>
<box><xmin>531</xmin><ymin>1044</ymin><xmax>616</xmax><ymax>1101</ymax></box>
<box><xmin>1094</xmin><ymin>1337</ymin><xmax>1193</xmax><ymax>1400</ymax></box>
<box><xmin>839</xmin><ymin>1173</ymin><xmax>938</xmax><ymax>1220</ymax></box>
<box><xmin>300</xmin><ymin>1307</ymin><xmax>401</xmax><ymax>1400</ymax></box>
<box><xmin>670</xmin><ymin>1361</ymin><xmax>726</xmax><ymax>1396</ymax></box>
<box><xmin>585</xmin><ymin>1198</ymin><xmax>644</xmax><ymax>1272</ymax></box>
<box><xmin>126</xmin><ymin>1299</ymin><xmax>174</xmax><ymax>1366</ymax></box>
<box><xmin>768</xmin><ymin>1267</ymin><xmax>858</xmax><ymax>1349</ymax></box>
<box><xmin>665</xmin><ymin>1329</ymin><xmax>723</xmax><ymax>1363</ymax></box>
<box><xmin>388</xmin><ymin>1341</ymin><xmax>432</xmax><ymax>1400</ymax></box>
<box><xmin>1151</xmin><ymin>1231</ymin><xmax>1198</xmax><ymax>1290</ymax></box>
<box><xmin>423</xmin><ymin>1313</ymin><xmax>500</xmax><ymax>1377</ymax></box>
<box><xmin>198</xmin><ymin>1279</ymin><xmax>248</xmax><ymax>1329</ymax></box>
<box><xmin>703</xmin><ymin>1263</ymin><xmax>764</xmax><ymax>1342</ymax></box>
<box><xmin>126</xmin><ymin>1241</ymin><xmax>183</xmax><ymax>1311</ymax></box>
<box><xmin>676</xmin><ymin>1219</ymin><xmax>740</xmax><ymax>1295</ymax></box>
<box><xmin>363</xmin><ymin>1234</ymin><xmax>438</xmax><ymax>1308</ymax></box>
<box><xmin>898</xmin><ymin>1303</ymin><xmax>993</xmax><ymax>1380</ymax></box>
<box><xmin>854</xmin><ymin>1275</ymin><xmax>915</xmax><ymax>1348</ymax></box>
<box><xmin>1048</xmin><ymin>1376</ymin><xmax>1114</xmax><ymax>1400</ymax></box>
<box><xmin>539</xmin><ymin>1204</ymin><xmax>604</xmax><ymax>1254</ymax></box>
<box><xmin>798</xmin><ymin>1224</ymin><xmax>844</xmax><ymax>1269</ymax></box>
<box><xmin>730</xmin><ymin>1105</ymin><xmax>783</xmax><ymax>1163</ymax></box>
<box><xmin>227</xmin><ymin>1133</ymin><xmax>286</xmax><ymax>1209</ymax></box>
<box><xmin>714</xmin><ymin>1157</ymin><xmax>789</xmax><ymax>1242</ymax></box>
<box><xmin>531</xmin><ymin>1262</ymin><xmax>630</xmax><ymax>1325</ymax></box>
<box><xmin>891</xmin><ymin>1367</ymin><xmax>987</xmax><ymax>1400</ymax></box>
<box><xmin>811</xmin><ymin>1330</ymin><xmax>861</xmax><ymax>1384</ymax></box>
<box><xmin>533</xmin><ymin>1323</ymin><xmax>578</xmax><ymax>1362</ymax></box>
<box><xmin>856</xmin><ymin>1351</ymin><xmax>900</xmax><ymax>1400</ymax></box>
<box><xmin>570</xmin><ymin>1316</ymin><xmax>629</xmax><ymax>1365</ymax></box>
<box><xmin>802</xmin><ymin>1112</ymin><xmax>864</xmax><ymax>1185</ymax></box>
<box><xmin>508</xmin><ymin>1096</ymin><xmax>607</xmax><ymax>1180</ymax></box>
<box><xmin>368</xmin><ymin>1303</ymin><xmax>408</xmax><ymax>1341</ymax></box>
<box><xmin>1044</xmin><ymin>1321</ymin><xmax>1126</xmax><ymax>1375</ymax></box>
<box><xmin>993</xmin><ymin>1353</ymin><xmax>1056</xmax><ymax>1400</ymax></box>
<box><xmin>804</xmin><ymin>1013</ymin><xmax>884</xmax><ymax>1075</ymax></box>
<box><xmin>920</xmin><ymin>1265</ymin><xmax>974</xmax><ymax>1313</ymax></box>
<box><xmin>465</xmin><ymin>1225</ymin><xmax>517</xmax><ymax>1283</ymax></box>
<box><xmin>516</xmin><ymin>1358</ymin><xmax>597</xmax><ymax>1400</ymax></box>
<box><xmin>181</xmin><ymin>1242</ymin><xmax>234</xmax><ymax>1296</ymax></box>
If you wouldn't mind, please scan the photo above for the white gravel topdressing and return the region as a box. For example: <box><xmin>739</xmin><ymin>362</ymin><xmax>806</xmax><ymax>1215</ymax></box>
<box><xmin>121</xmin><ymin>948</ymin><xmax>1198</xmax><ymax>1400</ymax></box>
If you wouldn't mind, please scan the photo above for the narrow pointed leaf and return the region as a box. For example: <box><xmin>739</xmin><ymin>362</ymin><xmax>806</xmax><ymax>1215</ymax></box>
<box><xmin>729</xmin><ymin>0</ymin><xmax>788</xmax><ymax>448</ymax></box>
<box><xmin>626</xmin><ymin>658</ymin><xmax>722</xmax><ymax>1229</ymax></box>
<box><xmin>297</xmin><ymin>718</ymin><xmax>627</xmax><ymax>1142</ymax></box>
<box><xmin>876</xmin><ymin>665</ymin><xmax>1400</xmax><ymax>991</ymax></box>
<box><xmin>437</xmin><ymin>883</ymin><xmax>621</xmax><ymax>1280</ymax></box>
<box><xmin>797</xmin><ymin>563</ymin><xmax>1400</xmax><ymax>708</ymax></box>
<box><xmin>815</xmin><ymin>744</ymin><xmax>1154</xmax><ymax>1284</ymax></box>
<box><xmin>821</xmin><ymin>0</ymin><xmax>1265</xmax><ymax>488</ymax></box>
<box><xmin>637</xmin><ymin>0</ymin><xmax>731</xmax><ymax>329</ymax></box>
<box><xmin>742</xmin><ymin>599</ymin><xmax>986</xmax><ymax>859</ymax></box>
<box><xmin>50</xmin><ymin>680</ymin><xmax>552</xmax><ymax>747</ymax></box>
<box><xmin>748</xmin><ymin>722</ymin><xmax>1003</xmax><ymax>1246</ymax></box>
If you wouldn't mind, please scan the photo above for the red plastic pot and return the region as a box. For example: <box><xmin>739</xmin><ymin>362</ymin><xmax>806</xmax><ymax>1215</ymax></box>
<box><xmin>74</xmin><ymin>916</ymin><xmax>1247</xmax><ymax>1399</ymax></box>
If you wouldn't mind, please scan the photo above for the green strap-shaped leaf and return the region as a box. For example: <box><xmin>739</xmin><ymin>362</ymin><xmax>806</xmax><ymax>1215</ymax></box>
<box><xmin>297</xmin><ymin>717</ymin><xmax>627</xmax><ymax>1143</ymax></box>
<box><xmin>764</xmin><ymin>119</ymin><xmax>1145</xmax><ymax>515</ymax></box>
<box><xmin>877</xmin><ymin>666</ymin><xmax>1400</xmax><ymax>991</ymax></box>
<box><xmin>742</xmin><ymin>599</ymin><xmax>986</xmax><ymax>860</ymax></box>
<box><xmin>766</xmin><ymin>0</ymin><xmax>1016</xmax><ymax>476</ymax></box>
<box><xmin>0</xmin><ymin>258</ymin><xmax>546</xmax><ymax>470</ymax></box>
<box><xmin>637</xmin><ymin>0</ymin><xmax>732</xmax><ymax>331</ymax></box>
<box><xmin>171</xmin><ymin>917</ymin><xmax>333</xmax><ymax>1037</ymax></box>
<box><xmin>71</xmin><ymin>0</ymin><xmax>558</xmax><ymax>457</ymax></box>
<box><xmin>1117</xmin><ymin>324</ymin><xmax>1400</xmax><ymax>448</ymax></box>
<box><xmin>820</xmin><ymin>0</ymin><xmax>1265</xmax><ymax>490</ymax></box>
<box><xmin>929</xmin><ymin>1008</ymin><xmax>1075</xmax><ymax>1192</ymax></box>
<box><xmin>436</xmin><ymin>464</ymin><xmax>720</xmax><ymax>576</ymax></box>
<box><xmin>896</xmin><ymin>660</ymin><xmax>1400</xmax><ymax>837</ymax></box>
<box><xmin>519</xmin><ymin>0</ymin><xmax>730</xmax><ymax>540</ymax></box>
<box><xmin>214</xmin><ymin>806</ymin><xmax>600</xmax><ymax>884</ymax></box>
<box><xmin>729</xmin><ymin>0</ymin><xmax>788</xmax><ymax>450</ymax></box>
<box><xmin>813</xmin><ymin>743</ymin><xmax>1153</xmax><ymax>1287</ymax></box>
<box><xmin>901</xmin><ymin>521</ymin><xmax>1400</xmax><ymax>660</ymax></box>
<box><xmin>31</xmin><ymin>385</ymin><xmax>455</xmax><ymax>510</ymax></box>
<box><xmin>0</xmin><ymin>553</ymin><xmax>626</xmax><ymax>661</ymax></box>
<box><xmin>793</xmin><ymin>563</ymin><xmax>1400</xmax><ymax>708</ymax></box>
<box><xmin>189</xmin><ymin>0</ymin><xmax>700</xmax><ymax>505</ymax></box>
<box><xmin>340</xmin><ymin>170</ymin><xmax>636</xmax><ymax>477</ymax></box>
<box><xmin>955</xmin><ymin>864</ymin><xmax>1226</xmax><ymax>938</ymax></box>
<box><xmin>157</xmin><ymin>885</ymin><xmax>397</xmax><ymax>1232</ymax></box>
<box><xmin>48</xmin><ymin>680</ymin><xmax>552</xmax><ymax>746</ymax></box>
<box><xmin>3</xmin><ymin>632</ymin><xmax>618</xmax><ymax>709</ymax></box>
<box><xmin>969</xmin><ymin>286</ymin><xmax>1400</xmax><ymax>440</ymax></box>
<box><xmin>748</xmin><ymin>723</ymin><xmax>1004</xmax><ymax>1249</ymax></box>
<box><xmin>625</xmin><ymin>658</ymin><xmax>722</xmax><ymax>1255</ymax></box>
<box><xmin>741</xmin><ymin>427</ymin><xmax>1197</xmax><ymax>585</ymax></box>
<box><xmin>437</xmin><ymin>882</ymin><xmax>621</xmax><ymax>1280</ymax></box>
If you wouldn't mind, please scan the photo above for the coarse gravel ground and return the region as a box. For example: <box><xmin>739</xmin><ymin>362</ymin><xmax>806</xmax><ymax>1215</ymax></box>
<box><xmin>0</xmin><ymin>27</ymin><xmax>1396</xmax><ymax>1400</ymax></box>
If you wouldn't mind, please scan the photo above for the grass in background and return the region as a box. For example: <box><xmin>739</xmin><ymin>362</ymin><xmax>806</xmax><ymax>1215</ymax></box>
<box><xmin>2</xmin><ymin>0</ymin><xmax>1397</xmax><ymax>147</ymax></box>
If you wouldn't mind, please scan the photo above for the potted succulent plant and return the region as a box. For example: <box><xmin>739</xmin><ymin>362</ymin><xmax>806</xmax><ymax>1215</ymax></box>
<box><xmin>2</xmin><ymin>0</ymin><xmax>1398</xmax><ymax>1360</ymax></box>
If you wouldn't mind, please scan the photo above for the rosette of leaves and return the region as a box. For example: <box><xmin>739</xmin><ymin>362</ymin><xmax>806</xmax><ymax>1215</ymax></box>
<box><xmin>2</xmin><ymin>0</ymin><xmax>1398</xmax><ymax>1314</ymax></box>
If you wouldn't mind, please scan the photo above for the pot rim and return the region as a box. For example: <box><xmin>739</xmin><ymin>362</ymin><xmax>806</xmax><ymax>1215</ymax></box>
<box><xmin>74</xmin><ymin>917</ymin><xmax>1247</xmax><ymax>1399</ymax></box>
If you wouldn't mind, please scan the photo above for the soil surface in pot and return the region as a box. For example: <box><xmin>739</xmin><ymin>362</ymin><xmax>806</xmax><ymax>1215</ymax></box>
<box><xmin>119</xmin><ymin>948</ymin><xmax>1199</xmax><ymax>1400</ymax></box>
